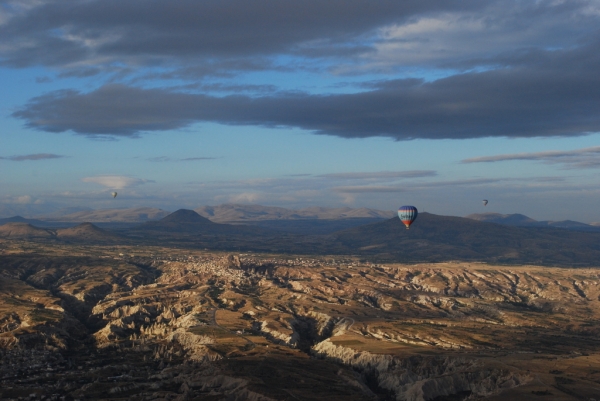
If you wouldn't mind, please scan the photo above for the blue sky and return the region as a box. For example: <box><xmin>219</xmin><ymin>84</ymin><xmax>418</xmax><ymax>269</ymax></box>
<box><xmin>1</xmin><ymin>0</ymin><xmax>600</xmax><ymax>222</ymax></box>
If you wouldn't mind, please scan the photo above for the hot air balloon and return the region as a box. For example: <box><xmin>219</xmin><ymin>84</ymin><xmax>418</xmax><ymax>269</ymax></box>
<box><xmin>482</xmin><ymin>199</ymin><xmax>488</xmax><ymax>206</ymax></box>
<box><xmin>398</xmin><ymin>206</ymin><xmax>418</xmax><ymax>229</ymax></box>
<box><xmin>112</xmin><ymin>192</ymin><xmax>118</xmax><ymax>198</ymax></box>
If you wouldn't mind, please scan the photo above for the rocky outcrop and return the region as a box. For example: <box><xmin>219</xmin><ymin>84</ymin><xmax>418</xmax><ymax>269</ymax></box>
<box><xmin>312</xmin><ymin>339</ymin><xmax>530</xmax><ymax>401</ymax></box>
<box><xmin>0</xmin><ymin>223</ymin><xmax>55</xmax><ymax>238</ymax></box>
<box><xmin>168</xmin><ymin>329</ymin><xmax>220</xmax><ymax>361</ymax></box>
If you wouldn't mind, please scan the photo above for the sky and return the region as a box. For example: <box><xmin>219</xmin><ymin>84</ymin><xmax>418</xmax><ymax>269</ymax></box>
<box><xmin>1</xmin><ymin>0</ymin><xmax>600</xmax><ymax>222</ymax></box>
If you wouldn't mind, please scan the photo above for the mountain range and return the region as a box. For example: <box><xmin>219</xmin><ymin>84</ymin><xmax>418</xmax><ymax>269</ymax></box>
<box><xmin>195</xmin><ymin>204</ymin><xmax>395</xmax><ymax>222</ymax></box>
<box><xmin>3</xmin><ymin>208</ymin><xmax>600</xmax><ymax>266</ymax></box>
<box><xmin>42</xmin><ymin>207</ymin><xmax>170</xmax><ymax>222</ymax></box>
<box><xmin>6</xmin><ymin>205</ymin><xmax>599</xmax><ymax>233</ymax></box>
<box><xmin>334</xmin><ymin>212</ymin><xmax>600</xmax><ymax>266</ymax></box>
<box><xmin>466</xmin><ymin>212</ymin><xmax>600</xmax><ymax>232</ymax></box>
<box><xmin>0</xmin><ymin>222</ymin><xmax>118</xmax><ymax>242</ymax></box>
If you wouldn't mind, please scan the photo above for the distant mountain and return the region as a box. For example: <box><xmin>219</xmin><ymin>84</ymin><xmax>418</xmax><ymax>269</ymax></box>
<box><xmin>30</xmin><ymin>204</ymin><xmax>394</xmax><ymax>225</ymax></box>
<box><xmin>0</xmin><ymin>223</ymin><xmax>55</xmax><ymax>238</ymax></box>
<box><xmin>466</xmin><ymin>213</ymin><xmax>537</xmax><ymax>225</ymax></box>
<box><xmin>195</xmin><ymin>204</ymin><xmax>395</xmax><ymax>222</ymax></box>
<box><xmin>466</xmin><ymin>213</ymin><xmax>600</xmax><ymax>232</ymax></box>
<box><xmin>332</xmin><ymin>213</ymin><xmax>600</xmax><ymax>266</ymax></box>
<box><xmin>159</xmin><ymin>209</ymin><xmax>213</xmax><ymax>224</ymax></box>
<box><xmin>56</xmin><ymin>223</ymin><xmax>119</xmax><ymax>241</ymax></box>
<box><xmin>44</xmin><ymin>207</ymin><xmax>170</xmax><ymax>222</ymax></box>
<box><xmin>0</xmin><ymin>204</ymin><xmax>49</xmax><ymax>219</ymax></box>
<box><xmin>0</xmin><ymin>216</ymin><xmax>47</xmax><ymax>226</ymax></box>
<box><xmin>130</xmin><ymin>209</ymin><xmax>261</xmax><ymax>235</ymax></box>
<box><xmin>545</xmin><ymin>220</ymin><xmax>597</xmax><ymax>229</ymax></box>
<box><xmin>42</xmin><ymin>206</ymin><xmax>94</xmax><ymax>217</ymax></box>
<box><xmin>5</xmin><ymin>209</ymin><xmax>600</xmax><ymax>266</ymax></box>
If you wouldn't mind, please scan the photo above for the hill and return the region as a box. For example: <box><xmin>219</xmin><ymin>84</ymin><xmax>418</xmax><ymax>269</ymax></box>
<box><xmin>466</xmin><ymin>212</ymin><xmax>600</xmax><ymax>232</ymax></box>
<box><xmin>159</xmin><ymin>209</ymin><xmax>214</xmax><ymax>224</ymax></box>
<box><xmin>466</xmin><ymin>212</ymin><xmax>536</xmax><ymax>225</ymax></box>
<box><xmin>195</xmin><ymin>204</ymin><xmax>394</xmax><ymax>222</ymax></box>
<box><xmin>44</xmin><ymin>207</ymin><xmax>170</xmax><ymax>222</ymax></box>
<box><xmin>133</xmin><ymin>209</ymin><xmax>214</xmax><ymax>232</ymax></box>
<box><xmin>0</xmin><ymin>215</ymin><xmax>47</xmax><ymax>226</ymax></box>
<box><xmin>56</xmin><ymin>222</ymin><xmax>119</xmax><ymax>241</ymax></box>
<box><xmin>0</xmin><ymin>223</ymin><xmax>55</xmax><ymax>238</ymax></box>
<box><xmin>128</xmin><ymin>209</ymin><xmax>274</xmax><ymax>237</ymax></box>
<box><xmin>332</xmin><ymin>213</ymin><xmax>600</xmax><ymax>266</ymax></box>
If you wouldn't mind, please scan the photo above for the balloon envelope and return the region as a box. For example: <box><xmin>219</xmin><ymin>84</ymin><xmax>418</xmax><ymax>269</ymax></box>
<box><xmin>398</xmin><ymin>206</ymin><xmax>418</xmax><ymax>229</ymax></box>
<box><xmin>482</xmin><ymin>199</ymin><xmax>488</xmax><ymax>206</ymax></box>
<box><xmin>112</xmin><ymin>192</ymin><xmax>118</xmax><ymax>198</ymax></box>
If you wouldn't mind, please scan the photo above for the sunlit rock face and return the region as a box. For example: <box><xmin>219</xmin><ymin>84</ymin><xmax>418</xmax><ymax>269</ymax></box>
<box><xmin>1</xmin><ymin>244</ymin><xmax>599</xmax><ymax>400</ymax></box>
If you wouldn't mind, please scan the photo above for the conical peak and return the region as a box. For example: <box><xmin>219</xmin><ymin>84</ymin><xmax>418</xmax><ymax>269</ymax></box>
<box><xmin>160</xmin><ymin>209</ymin><xmax>213</xmax><ymax>224</ymax></box>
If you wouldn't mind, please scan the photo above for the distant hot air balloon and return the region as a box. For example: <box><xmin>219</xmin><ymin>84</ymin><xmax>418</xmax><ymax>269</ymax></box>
<box><xmin>398</xmin><ymin>206</ymin><xmax>418</xmax><ymax>229</ymax></box>
<box><xmin>112</xmin><ymin>192</ymin><xmax>118</xmax><ymax>198</ymax></box>
<box><xmin>482</xmin><ymin>199</ymin><xmax>488</xmax><ymax>206</ymax></box>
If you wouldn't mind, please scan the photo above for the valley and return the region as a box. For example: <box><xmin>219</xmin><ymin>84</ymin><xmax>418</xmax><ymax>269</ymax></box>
<box><xmin>1</xmin><ymin>239</ymin><xmax>599</xmax><ymax>400</ymax></box>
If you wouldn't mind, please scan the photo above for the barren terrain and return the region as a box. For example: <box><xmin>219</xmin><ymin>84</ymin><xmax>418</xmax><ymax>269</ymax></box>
<box><xmin>1</xmin><ymin>238</ymin><xmax>599</xmax><ymax>400</ymax></box>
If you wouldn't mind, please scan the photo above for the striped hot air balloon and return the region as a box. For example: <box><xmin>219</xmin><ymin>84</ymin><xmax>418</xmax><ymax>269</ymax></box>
<box><xmin>398</xmin><ymin>206</ymin><xmax>418</xmax><ymax>229</ymax></box>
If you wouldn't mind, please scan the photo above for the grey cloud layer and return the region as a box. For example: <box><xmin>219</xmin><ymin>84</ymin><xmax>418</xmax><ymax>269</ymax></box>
<box><xmin>319</xmin><ymin>170</ymin><xmax>436</xmax><ymax>180</ymax></box>
<box><xmin>1</xmin><ymin>153</ymin><xmax>64</xmax><ymax>161</ymax></box>
<box><xmin>0</xmin><ymin>0</ymin><xmax>478</xmax><ymax>68</ymax></box>
<box><xmin>333</xmin><ymin>176</ymin><xmax>568</xmax><ymax>194</ymax></box>
<box><xmin>2</xmin><ymin>0</ymin><xmax>597</xmax><ymax>77</ymax></box>
<box><xmin>463</xmin><ymin>146</ymin><xmax>600</xmax><ymax>168</ymax></box>
<box><xmin>5</xmin><ymin>0</ymin><xmax>600</xmax><ymax>141</ymax></box>
<box><xmin>13</xmin><ymin>53</ymin><xmax>600</xmax><ymax>139</ymax></box>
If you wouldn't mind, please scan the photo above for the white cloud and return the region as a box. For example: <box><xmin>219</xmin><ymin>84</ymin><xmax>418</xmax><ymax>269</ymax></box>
<box><xmin>2</xmin><ymin>195</ymin><xmax>34</xmax><ymax>204</ymax></box>
<box><xmin>82</xmin><ymin>175</ymin><xmax>154</xmax><ymax>189</ymax></box>
<box><xmin>228</xmin><ymin>192</ymin><xmax>263</xmax><ymax>203</ymax></box>
<box><xmin>15</xmin><ymin>195</ymin><xmax>32</xmax><ymax>204</ymax></box>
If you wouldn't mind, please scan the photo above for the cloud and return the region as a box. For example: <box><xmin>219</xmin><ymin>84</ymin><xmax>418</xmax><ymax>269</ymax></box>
<box><xmin>409</xmin><ymin>178</ymin><xmax>505</xmax><ymax>188</ymax></box>
<box><xmin>190</xmin><ymin>83</ymin><xmax>279</xmax><ymax>94</ymax></box>
<box><xmin>319</xmin><ymin>170</ymin><xmax>436</xmax><ymax>180</ymax></box>
<box><xmin>5</xmin><ymin>2</ymin><xmax>600</xmax><ymax>142</ymax></box>
<box><xmin>0</xmin><ymin>195</ymin><xmax>45</xmax><ymax>205</ymax></box>
<box><xmin>1</xmin><ymin>0</ymin><xmax>597</xmax><ymax>80</ymax></box>
<box><xmin>334</xmin><ymin>186</ymin><xmax>405</xmax><ymax>193</ymax></box>
<box><xmin>181</xmin><ymin>157</ymin><xmax>217</xmax><ymax>161</ymax></box>
<box><xmin>82</xmin><ymin>175</ymin><xmax>154</xmax><ymax>189</ymax></box>
<box><xmin>228</xmin><ymin>192</ymin><xmax>263</xmax><ymax>203</ymax></box>
<box><xmin>1</xmin><ymin>153</ymin><xmax>64</xmax><ymax>161</ymax></box>
<box><xmin>364</xmin><ymin>1</ymin><xmax>600</xmax><ymax>71</ymax></box>
<box><xmin>0</xmin><ymin>0</ymin><xmax>476</xmax><ymax>70</ymax></box>
<box><xmin>333</xmin><ymin>178</ymin><xmax>504</xmax><ymax>193</ymax></box>
<box><xmin>12</xmin><ymin>39</ymin><xmax>600</xmax><ymax>140</ymax></box>
<box><xmin>462</xmin><ymin>146</ymin><xmax>600</xmax><ymax>169</ymax></box>
<box><xmin>148</xmin><ymin>156</ymin><xmax>216</xmax><ymax>162</ymax></box>
<box><xmin>7</xmin><ymin>195</ymin><xmax>33</xmax><ymax>204</ymax></box>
